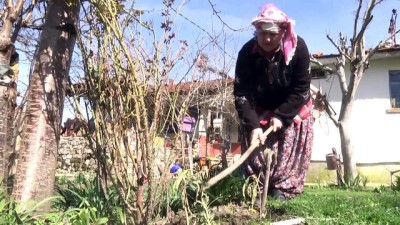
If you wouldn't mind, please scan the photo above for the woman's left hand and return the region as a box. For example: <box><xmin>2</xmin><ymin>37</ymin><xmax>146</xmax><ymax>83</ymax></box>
<box><xmin>270</xmin><ymin>117</ymin><xmax>283</xmax><ymax>132</ymax></box>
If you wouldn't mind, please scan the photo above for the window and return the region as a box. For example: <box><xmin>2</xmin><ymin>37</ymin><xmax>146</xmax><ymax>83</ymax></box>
<box><xmin>311</xmin><ymin>68</ymin><xmax>329</xmax><ymax>79</ymax></box>
<box><xmin>389</xmin><ymin>70</ymin><xmax>400</xmax><ymax>108</ymax></box>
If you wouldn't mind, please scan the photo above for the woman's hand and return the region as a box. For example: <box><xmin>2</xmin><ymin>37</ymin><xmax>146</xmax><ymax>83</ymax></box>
<box><xmin>250</xmin><ymin>128</ymin><xmax>265</xmax><ymax>146</ymax></box>
<box><xmin>270</xmin><ymin>117</ymin><xmax>283</xmax><ymax>132</ymax></box>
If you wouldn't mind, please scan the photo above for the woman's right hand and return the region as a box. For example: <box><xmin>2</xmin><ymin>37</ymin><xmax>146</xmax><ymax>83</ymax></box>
<box><xmin>270</xmin><ymin>117</ymin><xmax>283</xmax><ymax>132</ymax></box>
<box><xmin>250</xmin><ymin>128</ymin><xmax>265</xmax><ymax>146</ymax></box>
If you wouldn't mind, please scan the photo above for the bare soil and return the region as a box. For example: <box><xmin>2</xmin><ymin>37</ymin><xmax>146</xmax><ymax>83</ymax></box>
<box><xmin>162</xmin><ymin>203</ymin><xmax>303</xmax><ymax>225</ymax></box>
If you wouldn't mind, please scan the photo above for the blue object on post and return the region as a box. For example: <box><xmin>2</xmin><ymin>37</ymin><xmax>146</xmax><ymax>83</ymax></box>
<box><xmin>169</xmin><ymin>163</ymin><xmax>183</xmax><ymax>174</ymax></box>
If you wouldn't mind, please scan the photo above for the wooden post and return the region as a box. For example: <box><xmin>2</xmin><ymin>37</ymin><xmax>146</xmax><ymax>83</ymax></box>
<box><xmin>332</xmin><ymin>148</ymin><xmax>344</xmax><ymax>187</ymax></box>
<box><xmin>186</xmin><ymin>133</ymin><xmax>194</xmax><ymax>175</ymax></box>
<box><xmin>180</xmin><ymin>132</ymin><xmax>185</xmax><ymax>166</ymax></box>
<box><xmin>260</xmin><ymin>149</ymin><xmax>275</xmax><ymax>216</ymax></box>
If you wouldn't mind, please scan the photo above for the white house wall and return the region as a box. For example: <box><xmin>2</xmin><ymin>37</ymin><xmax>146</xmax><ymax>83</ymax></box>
<box><xmin>311</xmin><ymin>57</ymin><xmax>400</xmax><ymax>163</ymax></box>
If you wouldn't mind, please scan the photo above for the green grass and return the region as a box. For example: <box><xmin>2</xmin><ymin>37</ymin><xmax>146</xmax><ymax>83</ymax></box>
<box><xmin>266</xmin><ymin>187</ymin><xmax>400</xmax><ymax>225</ymax></box>
<box><xmin>168</xmin><ymin>172</ymin><xmax>400</xmax><ymax>224</ymax></box>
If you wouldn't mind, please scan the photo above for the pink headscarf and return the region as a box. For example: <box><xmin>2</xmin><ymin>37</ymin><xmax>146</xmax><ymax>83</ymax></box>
<box><xmin>252</xmin><ymin>3</ymin><xmax>297</xmax><ymax>65</ymax></box>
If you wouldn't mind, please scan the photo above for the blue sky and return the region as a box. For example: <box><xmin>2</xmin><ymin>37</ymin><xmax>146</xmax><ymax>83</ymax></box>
<box><xmin>136</xmin><ymin>0</ymin><xmax>399</xmax><ymax>55</ymax></box>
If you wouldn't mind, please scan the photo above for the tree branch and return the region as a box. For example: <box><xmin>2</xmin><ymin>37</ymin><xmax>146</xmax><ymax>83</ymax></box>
<box><xmin>352</xmin><ymin>0</ymin><xmax>363</xmax><ymax>45</ymax></box>
<box><xmin>206</xmin><ymin>0</ymin><xmax>250</xmax><ymax>32</ymax></box>
<box><xmin>6</xmin><ymin>0</ymin><xmax>13</xmax><ymax>8</ymax></box>
<box><xmin>0</xmin><ymin>0</ymin><xmax>26</xmax><ymax>50</ymax></box>
<box><xmin>13</xmin><ymin>0</ymin><xmax>25</xmax><ymax>19</ymax></box>
<box><xmin>170</xmin><ymin>5</ymin><xmax>235</xmax><ymax>60</ymax></box>
<box><xmin>310</xmin><ymin>56</ymin><xmax>334</xmax><ymax>74</ymax></box>
<box><xmin>10</xmin><ymin>0</ymin><xmax>38</xmax><ymax>43</ymax></box>
<box><xmin>354</xmin><ymin>15</ymin><xmax>373</xmax><ymax>51</ymax></box>
<box><xmin>335</xmin><ymin>55</ymin><xmax>349</xmax><ymax>94</ymax></box>
<box><xmin>327</xmin><ymin>34</ymin><xmax>352</xmax><ymax>61</ymax></box>
<box><xmin>353</xmin><ymin>0</ymin><xmax>384</xmax><ymax>58</ymax></box>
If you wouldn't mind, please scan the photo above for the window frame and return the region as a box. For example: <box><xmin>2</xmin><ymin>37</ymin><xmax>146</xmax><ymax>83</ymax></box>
<box><xmin>310</xmin><ymin>68</ymin><xmax>328</xmax><ymax>79</ymax></box>
<box><xmin>389</xmin><ymin>70</ymin><xmax>400</xmax><ymax>109</ymax></box>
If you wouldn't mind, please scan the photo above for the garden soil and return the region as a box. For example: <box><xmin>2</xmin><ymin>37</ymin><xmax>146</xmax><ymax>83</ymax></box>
<box><xmin>162</xmin><ymin>203</ymin><xmax>304</xmax><ymax>225</ymax></box>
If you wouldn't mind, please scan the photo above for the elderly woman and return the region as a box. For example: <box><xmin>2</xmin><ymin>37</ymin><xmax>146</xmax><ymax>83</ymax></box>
<box><xmin>234</xmin><ymin>3</ymin><xmax>313</xmax><ymax>201</ymax></box>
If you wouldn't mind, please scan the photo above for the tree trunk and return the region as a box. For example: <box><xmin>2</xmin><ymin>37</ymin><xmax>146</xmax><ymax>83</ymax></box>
<box><xmin>0</xmin><ymin>0</ymin><xmax>25</xmax><ymax>186</ymax></box>
<box><xmin>0</xmin><ymin>46</ymin><xmax>15</xmax><ymax>184</ymax></box>
<box><xmin>338</xmin><ymin>98</ymin><xmax>358</xmax><ymax>182</ymax></box>
<box><xmin>338</xmin><ymin>66</ymin><xmax>363</xmax><ymax>183</ymax></box>
<box><xmin>12</xmin><ymin>0</ymin><xmax>80</xmax><ymax>211</ymax></box>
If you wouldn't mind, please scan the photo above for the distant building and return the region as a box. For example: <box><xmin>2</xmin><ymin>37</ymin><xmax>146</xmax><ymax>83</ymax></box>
<box><xmin>308</xmin><ymin>46</ymin><xmax>400</xmax><ymax>184</ymax></box>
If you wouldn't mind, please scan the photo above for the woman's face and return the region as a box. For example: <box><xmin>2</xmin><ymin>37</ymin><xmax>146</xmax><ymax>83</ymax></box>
<box><xmin>256</xmin><ymin>29</ymin><xmax>285</xmax><ymax>52</ymax></box>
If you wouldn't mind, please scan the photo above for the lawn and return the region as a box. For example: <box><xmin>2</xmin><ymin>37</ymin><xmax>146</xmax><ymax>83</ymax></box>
<box><xmin>165</xmin><ymin>184</ymin><xmax>400</xmax><ymax>224</ymax></box>
<box><xmin>255</xmin><ymin>186</ymin><xmax>400</xmax><ymax>225</ymax></box>
<box><xmin>162</xmin><ymin>170</ymin><xmax>400</xmax><ymax>224</ymax></box>
<box><xmin>223</xmin><ymin>187</ymin><xmax>400</xmax><ymax>225</ymax></box>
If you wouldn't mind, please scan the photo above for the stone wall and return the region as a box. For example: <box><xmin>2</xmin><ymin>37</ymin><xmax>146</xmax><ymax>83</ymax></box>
<box><xmin>57</xmin><ymin>136</ymin><xmax>175</xmax><ymax>177</ymax></box>
<box><xmin>58</xmin><ymin>137</ymin><xmax>96</xmax><ymax>174</ymax></box>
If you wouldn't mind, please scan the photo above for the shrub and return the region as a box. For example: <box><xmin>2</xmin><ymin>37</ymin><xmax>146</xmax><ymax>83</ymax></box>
<box><xmin>0</xmin><ymin>180</ymin><xmax>62</xmax><ymax>224</ymax></box>
<box><xmin>394</xmin><ymin>175</ymin><xmax>400</xmax><ymax>192</ymax></box>
<box><xmin>54</xmin><ymin>173</ymin><xmax>125</xmax><ymax>224</ymax></box>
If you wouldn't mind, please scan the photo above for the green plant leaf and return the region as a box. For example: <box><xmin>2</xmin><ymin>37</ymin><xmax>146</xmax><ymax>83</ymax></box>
<box><xmin>0</xmin><ymin>199</ymin><xmax>8</xmax><ymax>212</ymax></box>
<box><xmin>173</xmin><ymin>170</ymin><xmax>190</xmax><ymax>190</ymax></box>
<box><xmin>96</xmin><ymin>217</ymin><xmax>109</xmax><ymax>224</ymax></box>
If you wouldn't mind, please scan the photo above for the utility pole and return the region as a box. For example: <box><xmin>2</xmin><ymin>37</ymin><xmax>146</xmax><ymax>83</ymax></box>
<box><xmin>388</xmin><ymin>9</ymin><xmax>397</xmax><ymax>46</ymax></box>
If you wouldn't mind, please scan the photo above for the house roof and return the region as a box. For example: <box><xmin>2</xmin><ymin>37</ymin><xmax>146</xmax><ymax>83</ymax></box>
<box><xmin>311</xmin><ymin>45</ymin><xmax>400</xmax><ymax>67</ymax></box>
<box><xmin>312</xmin><ymin>45</ymin><xmax>400</xmax><ymax>60</ymax></box>
<box><xmin>168</xmin><ymin>77</ymin><xmax>234</xmax><ymax>94</ymax></box>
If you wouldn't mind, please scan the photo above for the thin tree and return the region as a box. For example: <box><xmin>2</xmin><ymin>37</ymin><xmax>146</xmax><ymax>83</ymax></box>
<box><xmin>314</xmin><ymin>0</ymin><xmax>400</xmax><ymax>182</ymax></box>
<box><xmin>11</xmin><ymin>0</ymin><xmax>80</xmax><ymax>211</ymax></box>
<box><xmin>0</xmin><ymin>0</ymin><xmax>26</xmax><ymax>185</ymax></box>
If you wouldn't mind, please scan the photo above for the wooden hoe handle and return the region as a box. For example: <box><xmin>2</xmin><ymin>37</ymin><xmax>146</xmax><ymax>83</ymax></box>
<box><xmin>203</xmin><ymin>126</ymin><xmax>274</xmax><ymax>190</ymax></box>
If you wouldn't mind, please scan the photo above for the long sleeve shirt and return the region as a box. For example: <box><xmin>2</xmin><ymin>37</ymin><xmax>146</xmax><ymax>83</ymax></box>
<box><xmin>234</xmin><ymin>36</ymin><xmax>311</xmax><ymax>132</ymax></box>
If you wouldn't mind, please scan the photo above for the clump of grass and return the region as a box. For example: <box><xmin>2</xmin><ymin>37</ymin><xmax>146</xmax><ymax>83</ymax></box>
<box><xmin>205</xmin><ymin>169</ymin><xmax>247</xmax><ymax>205</ymax></box>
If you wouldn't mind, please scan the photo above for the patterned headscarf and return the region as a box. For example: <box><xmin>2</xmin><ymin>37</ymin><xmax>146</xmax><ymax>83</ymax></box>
<box><xmin>252</xmin><ymin>3</ymin><xmax>297</xmax><ymax>65</ymax></box>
